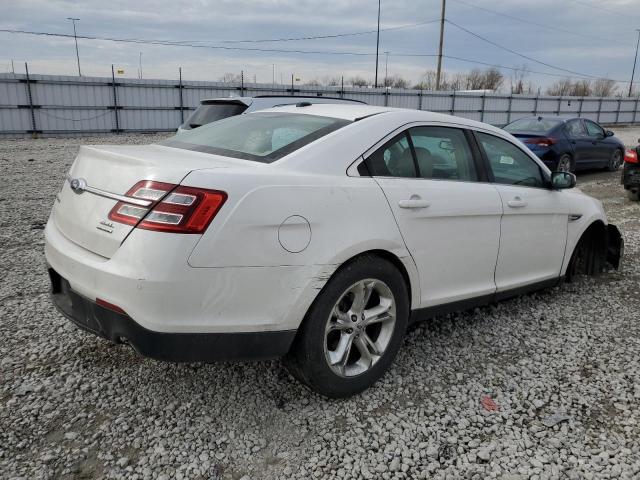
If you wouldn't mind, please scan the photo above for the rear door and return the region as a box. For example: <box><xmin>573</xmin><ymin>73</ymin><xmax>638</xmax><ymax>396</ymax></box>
<box><xmin>475</xmin><ymin>131</ymin><xmax>569</xmax><ymax>291</ymax></box>
<box><xmin>365</xmin><ymin>125</ymin><xmax>502</xmax><ymax>307</ymax></box>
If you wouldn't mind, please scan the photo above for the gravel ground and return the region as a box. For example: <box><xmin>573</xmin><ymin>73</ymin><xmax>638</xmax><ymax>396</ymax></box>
<box><xmin>1</xmin><ymin>131</ymin><xmax>640</xmax><ymax>480</ymax></box>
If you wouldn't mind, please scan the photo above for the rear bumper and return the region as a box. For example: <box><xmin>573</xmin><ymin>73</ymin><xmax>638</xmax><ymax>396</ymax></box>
<box><xmin>50</xmin><ymin>268</ymin><xmax>296</xmax><ymax>362</ymax></box>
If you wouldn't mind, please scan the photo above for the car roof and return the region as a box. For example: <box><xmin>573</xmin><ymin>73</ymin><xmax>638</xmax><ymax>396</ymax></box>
<box><xmin>199</xmin><ymin>95</ymin><xmax>365</xmax><ymax>107</ymax></box>
<box><xmin>256</xmin><ymin>103</ymin><xmax>506</xmax><ymax>131</ymax></box>
<box><xmin>512</xmin><ymin>115</ymin><xmax>576</xmax><ymax>123</ymax></box>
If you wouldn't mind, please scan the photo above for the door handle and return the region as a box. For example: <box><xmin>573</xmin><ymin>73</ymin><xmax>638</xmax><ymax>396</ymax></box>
<box><xmin>398</xmin><ymin>197</ymin><xmax>431</xmax><ymax>209</ymax></box>
<box><xmin>507</xmin><ymin>196</ymin><xmax>527</xmax><ymax>208</ymax></box>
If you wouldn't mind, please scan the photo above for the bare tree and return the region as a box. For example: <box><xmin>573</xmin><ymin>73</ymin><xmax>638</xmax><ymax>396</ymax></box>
<box><xmin>482</xmin><ymin>68</ymin><xmax>504</xmax><ymax>90</ymax></box>
<box><xmin>383</xmin><ymin>74</ymin><xmax>410</xmax><ymax>89</ymax></box>
<box><xmin>219</xmin><ymin>72</ymin><xmax>242</xmax><ymax>83</ymax></box>
<box><xmin>546</xmin><ymin>78</ymin><xmax>573</xmax><ymax>96</ymax></box>
<box><xmin>510</xmin><ymin>65</ymin><xmax>530</xmax><ymax>94</ymax></box>
<box><xmin>569</xmin><ymin>79</ymin><xmax>592</xmax><ymax>96</ymax></box>
<box><xmin>349</xmin><ymin>76</ymin><xmax>369</xmax><ymax>87</ymax></box>
<box><xmin>414</xmin><ymin>70</ymin><xmax>439</xmax><ymax>90</ymax></box>
<box><xmin>304</xmin><ymin>78</ymin><xmax>322</xmax><ymax>87</ymax></box>
<box><xmin>592</xmin><ymin>78</ymin><xmax>617</xmax><ymax>97</ymax></box>
<box><xmin>323</xmin><ymin>76</ymin><xmax>341</xmax><ymax>87</ymax></box>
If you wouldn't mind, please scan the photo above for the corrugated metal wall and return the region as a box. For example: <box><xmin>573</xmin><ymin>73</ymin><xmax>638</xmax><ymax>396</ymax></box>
<box><xmin>1</xmin><ymin>72</ymin><xmax>639</xmax><ymax>136</ymax></box>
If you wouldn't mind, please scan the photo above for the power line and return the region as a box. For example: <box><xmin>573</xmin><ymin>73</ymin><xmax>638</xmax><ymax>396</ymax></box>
<box><xmin>568</xmin><ymin>0</ymin><xmax>633</xmax><ymax>19</ymax></box>
<box><xmin>449</xmin><ymin>0</ymin><xmax>632</xmax><ymax>47</ymax></box>
<box><xmin>216</xmin><ymin>20</ymin><xmax>439</xmax><ymax>43</ymax></box>
<box><xmin>0</xmin><ymin>28</ymin><xmax>442</xmax><ymax>59</ymax></box>
<box><xmin>0</xmin><ymin>29</ymin><xmax>379</xmax><ymax>56</ymax></box>
<box><xmin>446</xmin><ymin>19</ymin><xmax>625</xmax><ymax>82</ymax></box>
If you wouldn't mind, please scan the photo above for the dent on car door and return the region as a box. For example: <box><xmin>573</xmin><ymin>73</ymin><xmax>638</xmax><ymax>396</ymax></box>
<box><xmin>476</xmin><ymin>132</ymin><xmax>569</xmax><ymax>291</ymax></box>
<box><xmin>364</xmin><ymin>127</ymin><xmax>502</xmax><ymax>308</ymax></box>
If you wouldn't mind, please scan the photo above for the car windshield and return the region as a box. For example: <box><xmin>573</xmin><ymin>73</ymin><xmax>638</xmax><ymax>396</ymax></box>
<box><xmin>164</xmin><ymin>112</ymin><xmax>351</xmax><ymax>163</ymax></box>
<box><xmin>504</xmin><ymin>117</ymin><xmax>563</xmax><ymax>133</ymax></box>
<box><xmin>184</xmin><ymin>102</ymin><xmax>248</xmax><ymax>128</ymax></box>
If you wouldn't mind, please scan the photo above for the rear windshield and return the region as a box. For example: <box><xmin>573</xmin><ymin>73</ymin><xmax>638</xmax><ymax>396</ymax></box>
<box><xmin>504</xmin><ymin>117</ymin><xmax>563</xmax><ymax>133</ymax></box>
<box><xmin>184</xmin><ymin>102</ymin><xmax>248</xmax><ymax>128</ymax></box>
<box><xmin>164</xmin><ymin>112</ymin><xmax>351</xmax><ymax>162</ymax></box>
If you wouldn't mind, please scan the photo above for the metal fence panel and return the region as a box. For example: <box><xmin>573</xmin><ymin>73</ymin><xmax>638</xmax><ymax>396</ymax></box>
<box><xmin>1</xmin><ymin>72</ymin><xmax>639</xmax><ymax>136</ymax></box>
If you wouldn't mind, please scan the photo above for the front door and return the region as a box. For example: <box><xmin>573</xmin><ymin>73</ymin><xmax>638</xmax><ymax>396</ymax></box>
<box><xmin>475</xmin><ymin>131</ymin><xmax>569</xmax><ymax>291</ymax></box>
<box><xmin>364</xmin><ymin>126</ymin><xmax>503</xmax><ymax>307</ymax></box>
<box><xmin>584</xmin><ymin>119</ymin><xmax>611</xmax><ymax>167</ymax></box>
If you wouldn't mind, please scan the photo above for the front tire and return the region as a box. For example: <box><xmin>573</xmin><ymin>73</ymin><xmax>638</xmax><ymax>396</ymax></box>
<box><xmin>628</xmin><ymin>189</ymin><xmax>640</xmax><ymax>201</ymax></box>
<box><xmin>284</xmin><ymin>255</ymin><xmax>409</xmax><ymax>398</ymax></box>
<box><xmin>607</xmin><ymin>149</ymin><xmax>623</xmax><ymax>172</ymax></box>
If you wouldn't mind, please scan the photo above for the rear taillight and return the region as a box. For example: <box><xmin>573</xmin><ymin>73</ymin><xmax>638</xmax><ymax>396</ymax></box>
<box><xmin>524</xmin><ymin>137</ymin><xmax>556</xmax><ymax>148</ymax></box>
<box><xmin>624</xmin><ymin>149</ymin><xmax>638</xmax><ymax>164</ymax></box>
<box><xmin>108</xmin><ymin>181</ymin><xmax>227</xmax><ymax>234</ymax></box>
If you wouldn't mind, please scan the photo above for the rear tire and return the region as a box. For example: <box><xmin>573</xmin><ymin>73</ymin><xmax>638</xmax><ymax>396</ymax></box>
<box><xmin>607</xmin><ymin>149</ymin><xmax>623</xmax><ymax>172</ymax></box>
<box><xmin>556</xmin><ymin>154</ymin><xmax>572</xmax><ymax>173</ymax></box>
<box><xmin>284</xmin><ymin>254</ymin><xmax>409</xmax><ymax>398</ymax></box>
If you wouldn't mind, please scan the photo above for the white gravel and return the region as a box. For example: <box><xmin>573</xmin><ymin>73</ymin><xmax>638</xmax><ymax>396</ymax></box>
<box><xmin>1</xmin><ymin>134</ymin><xmax>640</xmax><ymax>480</ymax></box>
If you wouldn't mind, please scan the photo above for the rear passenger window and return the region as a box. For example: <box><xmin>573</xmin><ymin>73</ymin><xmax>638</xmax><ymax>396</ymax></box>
<box><xmin>408</xmin><ymin>127</ymin><xmax>478</xmax><ymax>181</ymax></box>
<box><xmin>364</xmin><ymin>133</ymin><xmax>416</xmax><ymax>177</ymax></box>
<box><xmin>565</xmin><ymin>119</ymin><xmax>587</xmax><ymax>138</ymax></box>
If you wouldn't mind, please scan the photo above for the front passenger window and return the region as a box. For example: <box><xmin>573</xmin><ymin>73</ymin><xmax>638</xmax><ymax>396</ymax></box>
<box><xmin>477</xmin><ymin>133</ymin><xmax>545</xmax><ymax>188</ymax></box>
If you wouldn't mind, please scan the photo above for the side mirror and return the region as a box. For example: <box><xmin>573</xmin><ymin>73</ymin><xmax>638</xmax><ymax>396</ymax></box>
<box><xmin>550</xmin><ymin>171</ymin><xmax>576</xmax><ymax>190</ymax></box>
<box><xmin>605</xmin><ymin>130</ymin><xmax>614</xmax><ymax>137</ymax></box>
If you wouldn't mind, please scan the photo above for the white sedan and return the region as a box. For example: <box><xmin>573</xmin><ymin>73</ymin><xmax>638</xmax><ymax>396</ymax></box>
<box><xmin>45</xmin><ymin>104</ymin><xmax>622</xmax><ymax>397</ymax></box>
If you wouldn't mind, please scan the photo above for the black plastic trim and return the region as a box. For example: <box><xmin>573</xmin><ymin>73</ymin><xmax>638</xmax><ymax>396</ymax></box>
<box><xmin>49</xmin><ymin>269</ymin><xmax>296</xmax><ymax>362</ymax></box>
<box><xmin>410</xmin><ymin>277</ymin><xmax>561</xmax><ymax>323</ymax></box>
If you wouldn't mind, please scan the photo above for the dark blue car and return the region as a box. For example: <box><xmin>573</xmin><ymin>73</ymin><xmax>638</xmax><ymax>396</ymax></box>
<box><xmin>503</xmin><ymin>116</ymin><xmax>625</xmax><ymax>173</ymax></box>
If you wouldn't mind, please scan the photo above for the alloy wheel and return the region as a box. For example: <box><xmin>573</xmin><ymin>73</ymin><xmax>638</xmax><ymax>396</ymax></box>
<box><xmin>324</xmin><ymin>279</ymin><xmax>396</xmax><ymax>377</ymax></box>
<box><xmin>611</xmin><ymin>150</ymin><xmax>622</xmax><ymax>170</ymax></box>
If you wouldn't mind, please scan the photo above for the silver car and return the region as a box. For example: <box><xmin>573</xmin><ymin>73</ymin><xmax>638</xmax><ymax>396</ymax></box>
<box><xmin>177</xmin><ymin>95</ymin><xmax>365</xmax><ymax>133</ymax></box>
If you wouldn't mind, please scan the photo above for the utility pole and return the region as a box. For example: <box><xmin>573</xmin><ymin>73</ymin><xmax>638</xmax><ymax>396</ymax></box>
<box><xmin>374</xmin><ymin>0</ymin><xmax>381</xmax><ymax>88</ymax></box>
<box><xmin>11</xmin><ymin>59</ymin><xmax>15</xmax><ymax>75</ymax></box>
<box><xmin>272</xmin><ymin>64</ymin><xmax>275</xmax><ymax>85</ymax></box>
<box><xmin>67</xmin><ymin>17</ymin><xmax>81</xmax><ymax>76</ymax></box>
<box><xmin>435</xmin><ymin>0</ymin><xmax>446</xmax><ymax>90</ymax></box>
<box><xmin>384</xmin><ymin>51</ymin><xmax>389</xmax><ymax>87</ymax></box>
<box><xmin>629</xmin><ymin>29</ymin><xmax>640</xmax><ymax>97</ymax></box>
<box><xmin>139</xmin><ymin>52</ymin><xmax>143</xmax><ymax>79</ymax></box>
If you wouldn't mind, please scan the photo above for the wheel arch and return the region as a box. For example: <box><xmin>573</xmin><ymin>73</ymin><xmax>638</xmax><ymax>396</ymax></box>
<box><xmin>564</xmin><ymin>219</ymin><xmax>608</xmax><ymax>279</ymax></box>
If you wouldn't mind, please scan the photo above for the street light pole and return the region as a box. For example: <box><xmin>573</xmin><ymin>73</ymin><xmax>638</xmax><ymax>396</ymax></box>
<box><xmin>384</xmin><ymin>51</ymin><xmax>389</xmax><ymax>87</ymax></box>
<box><xmin>435</xmin><ymin>0</ymin><xmax>446</xmax><ymax>90</ymax></box>
<box><xmin>67</xmin><ymin>17</ymin><xmax>81</xmax><ymax>77</ymax></box>
<box><xmin>374</xmin><ymin>0</ymin><xmax>381</xmax><ymax>88</ymax></box>
<box><xmin>629</xmin><ymin>29</ymin><xmax>640</xmax><ymax>97</ymax></box>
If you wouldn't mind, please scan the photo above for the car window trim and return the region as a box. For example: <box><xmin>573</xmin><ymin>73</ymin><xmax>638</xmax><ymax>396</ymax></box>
<box><xmin>471</xmin><ymin>129</ymin><xmax>551</xmax><ymax>190</ymax></box>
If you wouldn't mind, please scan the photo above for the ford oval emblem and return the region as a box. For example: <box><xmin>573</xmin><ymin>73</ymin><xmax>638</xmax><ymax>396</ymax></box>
<box><xmin>69</xmin><ymin>177</ymin><xmax>87</xmax><ymax>194</ymax></box>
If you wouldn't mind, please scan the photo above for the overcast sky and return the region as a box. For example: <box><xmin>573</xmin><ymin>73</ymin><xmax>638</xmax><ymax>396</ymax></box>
<box><xmin>1</xmin><ymin>0</ymin><xmax>639</xmax><ymax>91</ymax></box>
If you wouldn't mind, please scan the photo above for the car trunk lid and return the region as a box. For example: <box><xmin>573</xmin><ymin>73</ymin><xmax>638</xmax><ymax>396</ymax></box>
<box><xmin>51</xmin><ymin>144</ymin><xmax>251</xmax><ymax>258</ymax></box>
